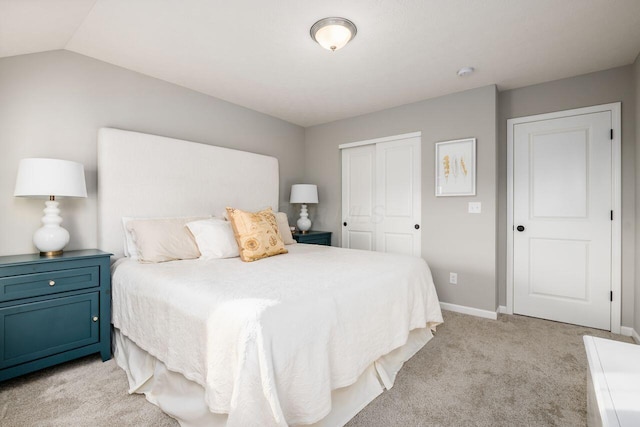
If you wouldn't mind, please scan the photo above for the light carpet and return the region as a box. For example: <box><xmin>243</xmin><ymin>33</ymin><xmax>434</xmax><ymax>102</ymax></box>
<box><xmin>0</xmin><ymin>311</ymin><xmax>634</xmax><ymax>426</ymax></box>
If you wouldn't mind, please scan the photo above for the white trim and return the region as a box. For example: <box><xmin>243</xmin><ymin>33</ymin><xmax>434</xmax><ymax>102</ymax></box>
<box><xmin>338</xmin><ymin>131</ymin><xmax>421</xmax><ymax>149</ymax></box>
<box><xmin>506</xmin><ymin>115</ymin><xmax>514</xmax><ymax>315</ymax></box>
<box><xmin>440</xmin><ymin>302</ymin><xmax>498</xmax><ymax>320</ymax></box>
<box><xmin>506</xmin><ymin>102</ymin><xmax>622</xmax><ymax>333</ymax></box>
<box><xmin>620</xmin><ymin>327</ymin><xmax>640</xmax><ymax>344</ymax></box>
<box><xmin>610</xmin><ymin>104</ymin><xmax>622</xmax><ymax>334</ymax></box>
<box><xmin>498</xmin><ymin>305</ymin><xmax>508</xmax><ymax>314</ymax></box>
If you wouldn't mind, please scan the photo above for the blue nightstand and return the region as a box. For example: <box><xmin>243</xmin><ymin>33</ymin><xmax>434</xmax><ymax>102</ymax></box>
<box><xmin>292</xmin><ymin>231</ymin><xmax>332</xmax><ymax>246</ymax></box>
<box><xmin>0</xmin><ymin>249</ymin><xmax>112</xmax><ymax>381</ymax></box>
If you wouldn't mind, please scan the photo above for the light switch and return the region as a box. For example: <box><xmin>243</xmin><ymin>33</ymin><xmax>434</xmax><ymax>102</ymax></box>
<box><xmin>468</xmin><ymin>202</ymin><xmax>481</xmax><ymax>214</ymax></box>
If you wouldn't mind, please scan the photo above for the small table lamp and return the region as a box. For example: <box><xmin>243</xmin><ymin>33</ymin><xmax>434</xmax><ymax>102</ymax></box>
<box><xmin>14</xmin><ymin>158</ymin><xmax>87</xmax><ymax>256</ymax></box>
<box><xmin>290</xmin><ymin>184</ymin><xmax>318</xmax><ymax>233</ymax></box>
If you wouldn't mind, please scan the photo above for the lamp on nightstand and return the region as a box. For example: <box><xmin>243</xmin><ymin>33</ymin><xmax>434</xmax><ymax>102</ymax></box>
<box><xmin>290</xmin><ymin>184</ymin><xmax>318</xmax><ymax>234</ymax></box>
<box><xmin>14</xmin><ymin>158</ymin><xmax>87</xmax><ymax>256</ymax></box>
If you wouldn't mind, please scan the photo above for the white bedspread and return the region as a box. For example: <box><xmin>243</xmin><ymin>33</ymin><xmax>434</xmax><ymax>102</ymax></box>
<box><xmin>111</xmin><ymin>244</ymin><xmax>442</xmax><ymax>426</ymax></box>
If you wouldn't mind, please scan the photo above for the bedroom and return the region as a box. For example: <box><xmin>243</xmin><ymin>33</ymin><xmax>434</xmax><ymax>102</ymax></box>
<box><xmin>1</xmin><ymin>0</ymin><xmax>640</xmax><ymax>426</ymax></box>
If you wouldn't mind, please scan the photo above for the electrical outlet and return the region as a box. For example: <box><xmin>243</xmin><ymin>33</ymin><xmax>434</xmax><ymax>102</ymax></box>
<box><xmin>449</xmin><ymin>272</ymin><xmax>458</xmax><ymax>285</ymax></box>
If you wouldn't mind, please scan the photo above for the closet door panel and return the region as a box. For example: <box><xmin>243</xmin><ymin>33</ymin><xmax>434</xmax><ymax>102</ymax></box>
<box><xmin>376</xmin><ymin>138</ymin><xmax>421</xmax><ymax>256</ymax></box>
<box><xmin>341</xmin><ymin>145</ymin><xmax>376</xmax><ymax>250</ymax></box>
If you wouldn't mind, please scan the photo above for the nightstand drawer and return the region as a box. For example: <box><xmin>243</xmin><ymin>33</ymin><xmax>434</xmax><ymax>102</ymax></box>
<box><xmin>300</xmin><ymin>236</ymin><xmax>329</xmax><ymax>245</ymax></box>
<box><xmin>292</xmin><ymin>231</ymin><xmax>332</xmax><ymax>246</ymax></box>
<box><xmin>0</xmin><ymin>293</ymin><xmax>100</xmax><ymax>369</ymax></box>
<box><xmin>0</xmin><ymin>267</ymin><xmax>99</xmax><ymax>302</ymax></box>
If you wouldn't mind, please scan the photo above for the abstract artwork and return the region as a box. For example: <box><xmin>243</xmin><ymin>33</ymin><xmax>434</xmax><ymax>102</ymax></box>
<box><xmin>435</xmin><ymin>138</ymin><xmax>476</xmax><ymax>196</ymax></box>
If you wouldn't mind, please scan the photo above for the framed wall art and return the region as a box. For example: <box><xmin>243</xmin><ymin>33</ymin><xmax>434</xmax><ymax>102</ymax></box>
<box><xmin>435</xmin><ymin>138</ymin><xmax>476</xmax><ymax>196</ymax></box>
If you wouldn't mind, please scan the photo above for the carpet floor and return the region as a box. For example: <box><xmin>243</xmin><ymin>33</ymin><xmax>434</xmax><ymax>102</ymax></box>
<box><xmin>0</xmin><ymin>310</ymin><xmax>634</xmax><ymax>426</ymax></box>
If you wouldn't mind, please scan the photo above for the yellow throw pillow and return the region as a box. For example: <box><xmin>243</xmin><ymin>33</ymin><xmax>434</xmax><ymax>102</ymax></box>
<box><xmin>226</xmin><ymin>207</ymin><xmax>288</xmax><ymax>262</ymax></box>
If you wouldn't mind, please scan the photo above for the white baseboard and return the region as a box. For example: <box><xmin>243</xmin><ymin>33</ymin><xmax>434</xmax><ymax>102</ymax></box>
<box><xmin>441</xmin><ymin>304</ymin><xmax>638</xmax><ymax>339</ymax></box>
<box><xmin>620</xmin><ymin>326</ymin><xmax>640</xmax><ymax>343</ymax></box>
<box><xmin>440</xmin><ymin>302</ymin><xmax>497</xmax><ymax>320</ymax></box>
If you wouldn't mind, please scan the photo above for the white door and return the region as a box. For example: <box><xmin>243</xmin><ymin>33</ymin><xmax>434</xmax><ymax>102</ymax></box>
<box><xmin>513</xmin><ymin>111</ymin><xmax>612</xmax><ymax>330</ymax></box>
<box><xmin>342</xmin><ymin>144</ymin><xmax>376</xmax><ymax>251</ymax></box>
<box><xmin>375</xmin><ymin>138</ymin><xmax>421</xmax><ymax>256</ymax></box>
<box><xmin>341</xmin><ymin>135</ymin><xmax>421</xmax><ymax>256</ymax></box>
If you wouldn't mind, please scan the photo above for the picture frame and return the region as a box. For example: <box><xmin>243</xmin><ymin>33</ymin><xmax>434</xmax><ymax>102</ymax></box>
<box><xmin>435</xmin><ymin>137</ymin><xmax>476</xmax><ymax>196</ymax></box>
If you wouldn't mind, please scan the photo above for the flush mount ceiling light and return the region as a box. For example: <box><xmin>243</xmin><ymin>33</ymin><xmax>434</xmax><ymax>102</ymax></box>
<box><xmin>457</xmin><ymin>67</ymin><xmax>475</xmax><ymax>77</ymax></box>
<box><xmin>310</xmin><ymin>17</ymin><xmax>357</xmax><ymax>52</ymax></box>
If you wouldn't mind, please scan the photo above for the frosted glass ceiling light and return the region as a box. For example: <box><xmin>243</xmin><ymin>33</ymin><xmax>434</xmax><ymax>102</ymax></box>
<box><xmin>310</xmin><ymin>17</ymin><xmax>357</xmax><ymax>51</ymax></box>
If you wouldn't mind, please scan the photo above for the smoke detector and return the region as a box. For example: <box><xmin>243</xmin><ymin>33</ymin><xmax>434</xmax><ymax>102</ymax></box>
<box><xmin>457</xmin><ymin>67</ymin><xmax>475</xmax><ymax>77</ymax></box>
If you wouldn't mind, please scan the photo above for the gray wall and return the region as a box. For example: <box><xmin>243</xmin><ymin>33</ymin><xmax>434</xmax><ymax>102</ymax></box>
<box><xmin>0</xmin><ymin>50</ymin><xmax>305</xmax><ymax>256</ymax></box>
<box><xmin>305</xmin><ymin>86</ymin><xmax>498</xmax><ymax>312</ymax></box>
<box><xmin>3</xmin><ymin>49</ymin><xmax>638</xmax><ymax>331</ymax></box>
<box><xmin>498</xmin><ymin>66</ymin><xmax>636</xmax><ymax>327</ymax></box>
<box><xmin>635</xmin><ymin>52</ymin><xmax>640</xmax><ymax>335</ymax></box>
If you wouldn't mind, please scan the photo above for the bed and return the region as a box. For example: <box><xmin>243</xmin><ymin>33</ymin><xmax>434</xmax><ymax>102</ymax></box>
<box><xmin>97</xmin><ymin>128</ymin><xmax>443</xmax><ymax>426</ymax></box>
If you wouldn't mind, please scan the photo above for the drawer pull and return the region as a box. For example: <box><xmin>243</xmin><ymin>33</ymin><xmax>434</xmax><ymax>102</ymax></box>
<box><xmin>92</xmin><ymin>316</ymin><xmax>99</xmax><ymax>322</ymax></box>
<box><xmin>49</xmin><ymin>280</ymin><xmax>55</xmax><ymax>286</ymax></box>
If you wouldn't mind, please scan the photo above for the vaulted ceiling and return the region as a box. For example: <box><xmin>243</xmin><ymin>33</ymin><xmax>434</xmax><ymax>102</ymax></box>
<box><xmin>2</xmin><ymin>0</ymin><xmax>640</xmax><ymax>126</ymax></box>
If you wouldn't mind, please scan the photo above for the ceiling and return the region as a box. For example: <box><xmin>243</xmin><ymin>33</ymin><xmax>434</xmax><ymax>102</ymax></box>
<box><xmin>2</xmin><ymin>0</ymin><xmax>640</xmax><ymax>127</ymax></box>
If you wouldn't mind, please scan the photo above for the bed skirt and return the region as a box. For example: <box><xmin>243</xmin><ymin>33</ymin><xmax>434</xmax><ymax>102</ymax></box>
<box><xmin>113</xmin><ymin>327</ymin><xmax>433</xmax><ymax>427</ymax></box>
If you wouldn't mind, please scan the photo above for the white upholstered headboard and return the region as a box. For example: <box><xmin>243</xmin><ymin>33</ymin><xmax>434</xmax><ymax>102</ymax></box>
<box><xmin>97</xmin><ymin>128</ymin><xmax>279</xmax><ymax>258</ymax></box>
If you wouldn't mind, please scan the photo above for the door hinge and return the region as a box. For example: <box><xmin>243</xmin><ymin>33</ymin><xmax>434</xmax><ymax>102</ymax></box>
<box><xmin>610</xmin><ymin>129</ymin><xmax>614</xmax><ymax>140</ymax></box>
<box><xmin>610</xmin><ymin>291</ymin><xmax>613</xmax><ymax>302</ymax></box>
<box><xmin>611</xmin><ymin>210</ymin><xmax>613</xmax><ymax>221</ymax></box>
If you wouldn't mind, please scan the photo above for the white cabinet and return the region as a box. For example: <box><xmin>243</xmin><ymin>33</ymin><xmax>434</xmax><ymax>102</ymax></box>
<box><xmin>584</xmin><ymin>336</ymin><xmax>640</xmax><ymax>426</ymax></box>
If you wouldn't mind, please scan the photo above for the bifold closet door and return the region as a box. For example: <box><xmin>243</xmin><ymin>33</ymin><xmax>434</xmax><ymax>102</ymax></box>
<box><xmin>342</xmin><ymin>137</ymin><xmax>421</xmax><ymax>256</ymax></box>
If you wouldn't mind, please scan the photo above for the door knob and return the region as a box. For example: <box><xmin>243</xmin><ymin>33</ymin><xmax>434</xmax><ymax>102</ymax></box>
<box><xmin>516</xmin><ymin>225</ymin><xmax>525</xmax><ymax>232</ymax></box>
<box><xmin>414</xmin><ymin>224</ymin><xmax>420</xmax><ymax>230</ymax></box>
<box><xmin>343</xmin><ymin>222</ymin><xmax>347</xmax><ymax>226</ymax></box>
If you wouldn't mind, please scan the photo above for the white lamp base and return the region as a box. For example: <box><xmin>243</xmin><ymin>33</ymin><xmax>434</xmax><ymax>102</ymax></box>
<box><xmin>296</xmin><ymin>203</ymin><xmax>312</xmax><ymax>233</ymax></box>
<box><xmin>33</xmin><ymin>200</ymin><xmax>70</xmax><ymax>256</ymax></box>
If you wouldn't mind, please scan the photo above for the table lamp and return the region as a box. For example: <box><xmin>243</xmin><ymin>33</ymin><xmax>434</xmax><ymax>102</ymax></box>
<box><xmin>14</xmin><ymin>158</ymin><xmax>87</xmax><ymax>256</ymax></box>
<box><xmin>290</xmin><ymin>184</ymin><xmax>318</xmax><ymax>233</ymax></box>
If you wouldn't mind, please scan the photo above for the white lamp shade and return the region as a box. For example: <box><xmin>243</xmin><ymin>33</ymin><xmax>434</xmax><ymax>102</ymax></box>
<box><xmin>14</xmin><ymin>158</ymin><xmax>87</xmax><ymax>198</ymax></box>
<box><xmin>290</xmin><ymin>184</ymin><xmax>318</xmax><ymax>204</ymax></box>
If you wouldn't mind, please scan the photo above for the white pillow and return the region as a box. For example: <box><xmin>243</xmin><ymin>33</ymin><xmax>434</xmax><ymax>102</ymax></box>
<box><xmin>122</xmin><ymin>216</ymin><xmax>209</xmax><ymax>260</ymax></box>
<box><xmin>186</xmin><ymin>218</ymin><xmax>240</xmax><ymax>259</ymax></box>
<box><xmin>122</xmin><ymin>217</ymin><xmax>139</xmax><ymax>259</ymax></box>
<box><xmin>126</xmin><ymin>217</ymin><xmax>208</xmax><ymax>263</ymax></box>
<box><xmin>275</xmin><ymin>212</ymin><xmax>296</xmax><ymax>245</ymax></box>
